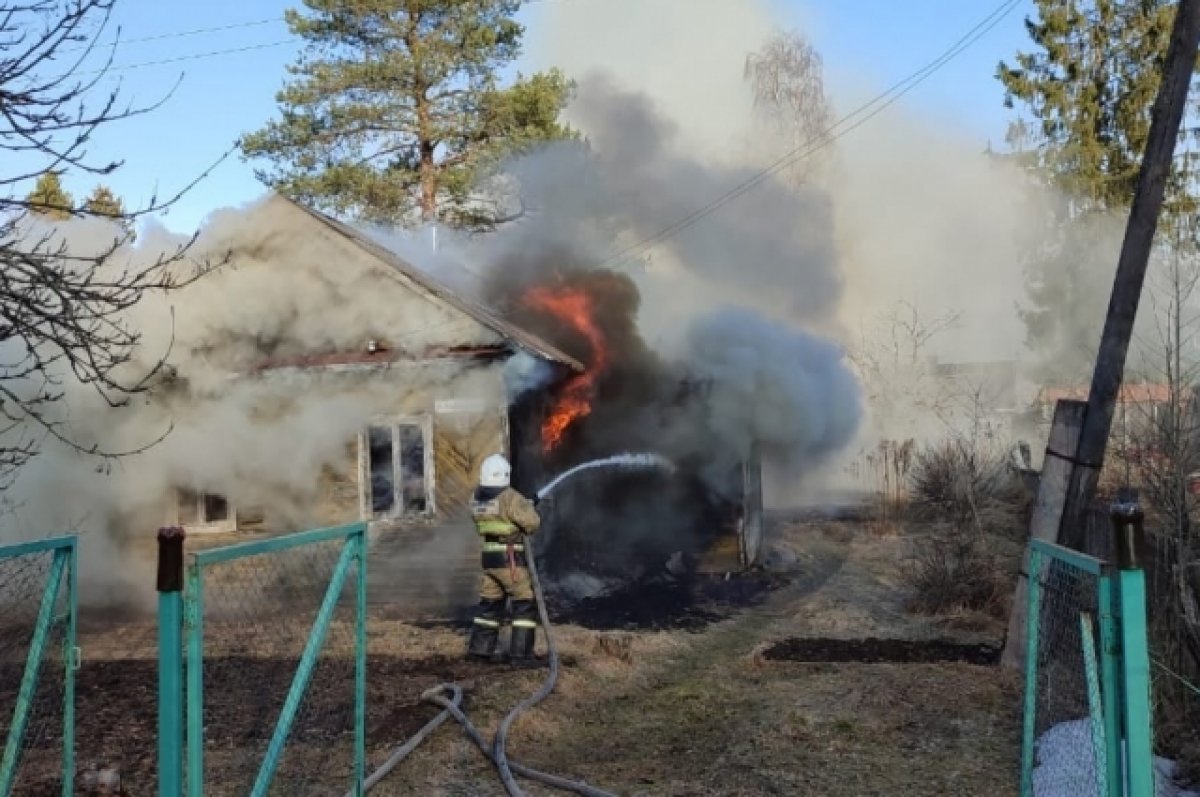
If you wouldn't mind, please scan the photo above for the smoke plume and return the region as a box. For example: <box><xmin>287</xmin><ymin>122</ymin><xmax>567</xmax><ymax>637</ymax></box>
<box><xmin>7</xmin><ymin>0</ymin><xmax>1162</xmax><ymax>608</ymax></box>
<box><xmin>0</xmin><ymin>202</ymin><xmax>500</xmax><ymax>609</ymax></box>
<box><xmin>415</xmin><ymin>5</ymin><xmax>871</xmax><ymax>587</ymax></box>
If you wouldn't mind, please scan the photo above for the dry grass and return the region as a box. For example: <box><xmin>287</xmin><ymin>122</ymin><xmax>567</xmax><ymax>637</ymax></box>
<box><xmin>359</xmin><ymin>520</ymin><xmax>1020</xmax><ymax>796</ymax></box>
<box><xmin>902</xmin><ymin>527</ymin><xmax>1012</xmax><ymax>620</ymax></box>
<box><xmin>43</xmin><ymin>519</ymin><xmax>1022</xmax><ymax>796</ymax></box>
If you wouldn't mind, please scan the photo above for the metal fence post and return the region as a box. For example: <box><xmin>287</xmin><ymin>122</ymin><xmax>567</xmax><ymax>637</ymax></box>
<box><xmin>1112</xmin><ymin>496</ymin><xmax>1154</xmax><ymax>797</ymax></box>
<box><xmin>353</xmin><ymin>527</ymin><xmax>367</xmax><ymax>796</ymax></box>
<box><xmin>1097</xmin><ymin>570</ymin><xmax>1121</xmax><ymax>797</ymax></box>
<box><xmin>157</xmin><ymin>527</ymin><xmax>185</xmax><ymax>797</ymax></box>
<box><xmin>61</xmin><ymin>538</ymin><xmax>78</xmax><ymax>797</ymax></box>
<box><xmin>1020</xmin><ymin>545</ymin><xmax>1044</xmax><ymax>797</ymax></box>
<box><xmin>184</xmin><ymin>554</ymin><xmax>204</xmax><ymax>797</ymax></box>
<box><xmin>1080</xmin><ymin>613</ymin><xmax>1108</xmax><ymax>797</ymax></box>
<box><xmin>0</xmin><ymin>543</ymin><xmax>68</xmax><ymax>796</ymax></box>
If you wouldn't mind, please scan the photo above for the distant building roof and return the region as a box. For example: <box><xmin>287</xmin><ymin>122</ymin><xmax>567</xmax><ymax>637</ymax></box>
<box><xmin>1036</xmin><ymin>383</ymin><xmax>1188</xmax><ymax>405</ymax></box>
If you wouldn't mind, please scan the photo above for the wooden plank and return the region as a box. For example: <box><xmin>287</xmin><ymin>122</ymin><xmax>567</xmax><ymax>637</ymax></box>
<box><xmin>1001</xmin><ymin>399</ymin><xmax>1087</xmax><ymax>670</ymax></box>
<box><xmin>433</xmin><ymin>411</ymin><xmax>506</xmax><ymax>521</ymax></box>
<box><xmin>740</xmin><ymin>443</ymin><xmax>765</xmax><ymax>568</ymax></box>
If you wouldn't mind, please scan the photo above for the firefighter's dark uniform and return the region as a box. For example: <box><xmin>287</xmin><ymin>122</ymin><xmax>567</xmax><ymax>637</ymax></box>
<box><xmin>466</xmin><ymin>485</ymin><xmax>542</xmax><ymax>661</ymax></box>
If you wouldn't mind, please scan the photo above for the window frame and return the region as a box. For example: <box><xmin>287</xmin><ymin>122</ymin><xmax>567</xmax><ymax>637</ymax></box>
<box><xmin>358</xmin><ymin>413</ymin><xmax>436</xmax><ymax>521</ymax></box>
<box><xmin>174</xmin><ymin>487</ymin><xmax>238</xmax><ymax>533</ymax></box>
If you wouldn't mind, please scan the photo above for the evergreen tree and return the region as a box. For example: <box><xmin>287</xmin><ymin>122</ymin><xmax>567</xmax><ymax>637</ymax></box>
<box><xmin>83</xmin><ymin>184</ymin><xmax>125</xmax><ymax>218</ymax></box>
<box><xmin>25</xmin><ymin>172</ymin><xmax>74</xmax><ymax>219</ymax></box>
<box><xmin>996</xmin><ymin>0</ymin><xmax>1200</xmax><ymax>370</ymax></box>
<box><xmin>83</xmin><ymin>184</ymin><xmax>136</xmax><ymax>241</ymax></box>
<box><xmin>241</xmin><ymin>0</ymin><xmax>576</xmax><ymax>227</ymax></box>
<box><xmin>997</xmin><ymin>1</ymin><xmax>1195</xmax><ymax>211</ymax></box>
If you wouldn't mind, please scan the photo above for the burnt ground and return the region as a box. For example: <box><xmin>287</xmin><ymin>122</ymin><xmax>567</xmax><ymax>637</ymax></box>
<box><xmin>405</xmin><ymin>547</ymin><xmax>839</xmax><ymax>633</ymax></box>
<box><xmin>4</xmin><ymin>520</ymin><xmax>1023</xmax><ymax>796</ymax></box>
<box><xmin>548</xmin><ymin>571</ymin><xmax>792</xmax><ymax>631</ymax></box>
<box><xmin>761</xmin><ymin>636</ymin><xmax>1002</xmax><ymax>665</ymax></box>
<box><xmin>399</xmin><ymin>572</ymin><xmax>790</xmax><ymax>633</ymax></box>
<box><xmin>5</xmin><ymin>653</ymin><xmax>548</xmax><ymax>796</ymax></box>
<box><xmin>542</xmin><ymin>519</ymin><xmax>849</xmax><ymax>632</ymax></box>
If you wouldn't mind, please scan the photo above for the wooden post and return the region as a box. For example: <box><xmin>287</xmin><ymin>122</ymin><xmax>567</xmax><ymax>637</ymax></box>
<box><xmin>1057</xmin><ymin>0</ymin><xmax>1200</xmax><ymax>547</ymax></box>
<box><xmin>1001</xmin><ymin>400</ymin><xmax>1087</xmax><ymax>669</ymax></box>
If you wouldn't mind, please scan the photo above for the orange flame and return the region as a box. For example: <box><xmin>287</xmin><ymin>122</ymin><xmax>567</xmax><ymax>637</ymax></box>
<box><xmin>521</xmin><ymin>285</ymin><xmax>609</xmax><ymax>452</ymax></box>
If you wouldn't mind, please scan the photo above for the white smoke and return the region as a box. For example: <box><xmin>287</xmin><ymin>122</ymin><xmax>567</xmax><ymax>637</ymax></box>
<box><xmin>503</xmin><ymin>350</ymin><xmax>557</xmax><ymax>401</ymax></box>
<box><xmin>499</xmin><ymin>0</ymin><xmax>1143</xmax><ymax>503</ymax></box>
<box><xmin>3</xmin><ymin>0</ymin><xmax>1156</xmax><ymax>592</ymax></box>
<box><xmin>0</xmin><ymin>199</ymin><xmax>500</xmax><ymax>608</ymax></box>
<box><xmin>684</xmin><ymin>308</ymin><xmax>862</xmax><ymax>466</ymax></box>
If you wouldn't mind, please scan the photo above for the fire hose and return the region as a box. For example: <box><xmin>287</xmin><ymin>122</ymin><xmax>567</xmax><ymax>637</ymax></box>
<box><xmin>350</xmin><ymin>529</ymin><xmax>618</xmax><ymax>797</ymax></box>
<box><xmin>354</xmin><ymin>456</ymin><xmax>675</xmax><ymax>796</ymax></box>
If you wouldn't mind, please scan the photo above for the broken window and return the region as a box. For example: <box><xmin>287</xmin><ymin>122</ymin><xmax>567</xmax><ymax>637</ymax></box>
<box><xmin>399</xmin><ymin>424</ymin><xmax>427</xmax><ymax>512</ymax></box>
<box><xmin>362</xmin><ymin>418</ymin><xmax>432</xmax><ymax>518</ymax></box>
<box><xmin>204</xmin><ymin>493</ymin><xmax>230</xmax><ymax>522</ymax></box>
<box><xmin>177</xmin><ymin>488</ymin><xmax>234</xmax><ymax>527</ymax></box>
<box><xmin>367</xmin><ymin>426</ymin><xmax>396</xmax><ymax>513</ymax></box>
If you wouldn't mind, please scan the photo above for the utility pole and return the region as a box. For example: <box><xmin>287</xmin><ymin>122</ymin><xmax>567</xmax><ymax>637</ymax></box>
<box><xmin>1057</xmin><ymin>0</ymin><xmax>1200</xmax><ymax>550</ymax></box>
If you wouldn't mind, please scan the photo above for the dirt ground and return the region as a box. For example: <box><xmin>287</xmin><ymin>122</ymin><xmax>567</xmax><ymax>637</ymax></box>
<box><xmin>6</xmin><ymin>518</ymin><xmax>1022</xmax><ymax>796</ymax></box>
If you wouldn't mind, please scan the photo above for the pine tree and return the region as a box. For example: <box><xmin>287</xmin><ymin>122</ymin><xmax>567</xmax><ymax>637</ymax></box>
<box><xmin>83</xmin><ymin>184</ymin><xmax>125</xmax><ymax>218</ymax></box>
<box><xmin>997</xmin><ymin>0</ymin><xmax>1190</xmax><ymax>211</ymax></box>
<box><xmin>996</xmin><ymin>0</ymin><xmax>1200</xmax><ymax>370</ymax></box>
<box><xmin>241</xmin><ymin>0</ymin><xmax>576</xmax><ymax>227</ymax></box>
<box><xmin>25</xmin><ymin>172</ymin><xmax>74</xmax><ymax>219</ymax></box>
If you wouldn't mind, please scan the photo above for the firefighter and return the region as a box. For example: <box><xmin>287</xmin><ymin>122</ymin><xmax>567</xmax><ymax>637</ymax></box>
<box><xmin>466</xmin><ymin>453</ymin><xmax>544</xmax><ymax>663</ymax></box>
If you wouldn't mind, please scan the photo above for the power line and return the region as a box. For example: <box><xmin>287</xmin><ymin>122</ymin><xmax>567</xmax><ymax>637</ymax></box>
<box><xmin>59</xmin><ymin>17</ymin><xmax>282</xmax><ymax>54</ymax></box>
<box><xmin>61</xmin><ymin>0</ymin><xmax>611</xmax><ymax>57</ymax></box>
<box><xmin>67</xmin><ymin>0</ymin><xmax>607</xmax><ymax>75</ymax></box>
<box><xmin>78</xmin><ymin>40</ymin><xmax>299</xmax><ymax>76</ymax></box>
<box><xmin>601</xmin><ymin>0</ymin><xmax>1024</xmax><ymax>267</ymax></box>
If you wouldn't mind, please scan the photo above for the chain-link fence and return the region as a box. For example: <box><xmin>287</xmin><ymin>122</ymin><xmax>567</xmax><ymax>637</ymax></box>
<box><xmin>171</xmin><ymin>523</ymin><xmax>366</xmax><ymax>797</ymax></box>
<box><xmin>1145</xmin><ymin>527</ymin><xmax>1200</xmax><ymax>786</ymax></box>
<box><xmin>0</xmin><ymin>536</ymin><xmax>77</xmax><ymax>796</ymax></box>
<box><xmin>1021</xmin><ymin>540</ymin><xmax>1120</xmax><ymax>797</ymax></box>
<box><xmin>1150</xmin><ymin>648</ymin><xmax>1200</xmax><ymax>787</ymax></box>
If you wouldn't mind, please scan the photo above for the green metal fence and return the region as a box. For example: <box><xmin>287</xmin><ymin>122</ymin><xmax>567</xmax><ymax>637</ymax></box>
<box><xmin>158</xmin><ymin>523</ymin><xmax>367</xmax><ymax>797</ymax></box>
<box><xmin>1021</xmin><ymin>540</ymin><xmax>1120</xmax><ymax>797</ymax></box>
<box><xmin>0</xmin><ymin>535</ymin><xmax>78</xmax><ymax>797</ymax></box>
<box><xmin>1021</xmin><ymin>531</ymin><xmax>1156</xmax><ymax>797</ymax></box>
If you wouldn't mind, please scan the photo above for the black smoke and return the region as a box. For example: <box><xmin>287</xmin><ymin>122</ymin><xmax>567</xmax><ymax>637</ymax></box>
<box><xmin>487</xmin><ymin>252</ymin><xmax>749</xmax><ymax>593</ymax></box>
<box><xmin>473</xmin><ymin>76</ymin><xmax>863</xmax><ymax>597</ymax></box>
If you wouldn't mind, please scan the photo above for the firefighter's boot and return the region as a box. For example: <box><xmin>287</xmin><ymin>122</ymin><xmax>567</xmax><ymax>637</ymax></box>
<box><xmin>508</xmin><ymin>600</ymin><xmax>539</xmax><ymax>665</ymax></box>
<box><xmin>467</xmin><ymin>599</ymin><xmax>504</xmax><ymax>661</ymax></box>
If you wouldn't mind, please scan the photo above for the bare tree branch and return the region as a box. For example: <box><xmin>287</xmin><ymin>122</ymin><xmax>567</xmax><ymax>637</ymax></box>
<box><xmin>745</xmin><ymin>28</ymin><xmax>833</xmax><ymax>188</ymax></box>
<box><xmin>0</xmin><ymin>1</ymin><xmax>229</xmax><ymax>486</ymax></box>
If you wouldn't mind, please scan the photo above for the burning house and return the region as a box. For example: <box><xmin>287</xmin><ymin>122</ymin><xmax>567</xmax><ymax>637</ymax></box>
<box><xmin>490</xmin><ymin>264</ymin><xmax>767</xmax><ymax>593</ymax></box>
<box><xmin>155</xmin><ymin>195</ymin><xmax>582</xmax><ymax>534</ymax></box>
<box><xmin>149</xmin><ymin>195</ymin><xmax>764</xmax><ymax>594</ymax></box>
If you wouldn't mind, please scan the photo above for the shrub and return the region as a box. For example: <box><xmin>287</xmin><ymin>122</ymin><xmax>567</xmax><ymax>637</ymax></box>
<box><xmin>909</xmin><ymin>439</ymin><xmax>1027</xmax><ymax>535</ymax></box>
<box><xmin>904</xmin><ymin>528</ymin><xmax>1009</xmax><ymax>618</ymax></box>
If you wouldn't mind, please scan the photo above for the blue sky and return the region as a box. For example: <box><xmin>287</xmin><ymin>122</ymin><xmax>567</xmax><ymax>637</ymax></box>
<box><xmin>37</xmin><ymin>0</ymin><xmax>1037</xmax><ymax>233</ymax></box>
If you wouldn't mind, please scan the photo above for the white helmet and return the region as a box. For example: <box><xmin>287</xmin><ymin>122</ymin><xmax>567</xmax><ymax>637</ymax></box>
<box><xmin>480</xmin><ymin>454</ymin><xmax>511</xmax><ymax>488</ymax></box>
